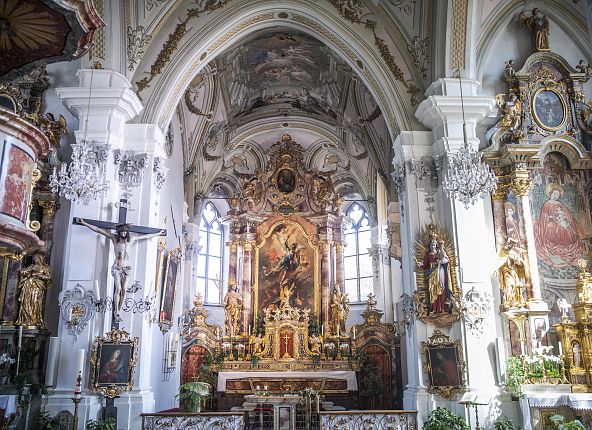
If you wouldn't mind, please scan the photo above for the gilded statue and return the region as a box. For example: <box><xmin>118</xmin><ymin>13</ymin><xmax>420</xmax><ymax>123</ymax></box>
<box><xmin>495</xmin><ymin>93</ymin><xmax>523</xmax><ymax>131</ymax></box>
<box><xmin>311</xmin><ymin>173</ymin><xmax>336</xmax><ymax>211</ymax></box>
<box><xmin>329</xmin><ymin>284</ymin><xmax>349</xmax><ymax>336</ymax></box>
<box><xmin>223</xmin><ymin>282</ymin><xmax>243</xmax><ymax>336</ymax></box>
<box><xmin>16</xmin><ymin>253</ymin><xmax>51</xmax><ymax>328</ymax></box>
<box><xmin>309</xmin><ymin>334</ymin><xmax>323</xmax><ymax>355</ymax></box>
<box><xmin>75</xmin><ymin>219</ymin><xmax>166</xmax><ymax>322</ymax></box>
<box><xmin>24</xmin><ymin>111</ymin><xmax>68</xmax><ymax>149</ymax></box>
<box><xmin>497</xmin><ymin>239</ymin><xmax>529</xmax><ymax>309</ymax></box>
<box><xmin>413</xmin><ymin>223</ymin><xmax>460</xmax><ymax>326</ymax></box>
<box><xmin>576</xmin><ymin>259</ymin><xmax>592</xmax><ymax>304</ymax></box>
<box><xmin>251</xmin><ymin>334</ymin><xmax>265</xmax><ymax>356</ymax></box>
<box><xmin>519</xmin><ymin>8</ymin><xmax>550</xmax><ymax>52</ymax></box>
<box><xmin>240</xmin><ymin>171</ymin><xmax>263</xmax><ymax>212</ymax></box>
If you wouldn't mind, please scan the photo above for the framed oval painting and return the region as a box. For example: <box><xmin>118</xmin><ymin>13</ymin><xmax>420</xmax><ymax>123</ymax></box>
<box><xmin>532</xmin><ymin>88</ymin><xmax>566</xmax><ymax>131</ymax></box>
<box><xmin>276</xmin><ymin>168</ymin><xmax>296</xmax><ymax>194</ymax></box>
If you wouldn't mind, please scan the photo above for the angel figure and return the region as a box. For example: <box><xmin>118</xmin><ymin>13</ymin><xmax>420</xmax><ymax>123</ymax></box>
<box><xmin>251</xmin><ymin>334</ymin><xmax>265</xmax><ymax>356</ymax></box>
<box><xmin>495</xmin><ymin>93</ymin><xmax>523</xmax><ymax>131</ymax></box>
<box><xmin>519</xmin><ymin>8</ymin><xmax>550</xmax><ymax>52</ymax></box>
<box><xmin>25</xmin><ymin>112</ymin><xmax>68</xmax><ymax>149</ymax></box>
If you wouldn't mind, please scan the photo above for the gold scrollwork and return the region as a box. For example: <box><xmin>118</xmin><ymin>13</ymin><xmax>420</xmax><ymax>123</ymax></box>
<box><xmin>26</xmin><ymin>169</ymin><xmax>41</xmax><ymax>232</ymax></box>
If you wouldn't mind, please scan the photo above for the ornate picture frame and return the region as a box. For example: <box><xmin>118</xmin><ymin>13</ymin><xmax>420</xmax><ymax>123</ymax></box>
<box><xmin>413</xmin><ymin>223</ymin><xmax>462</xmax><ymax>327</ymax></box>
<box><xmin>90</xmin><ymin>328</ymin><xmax>139</xmax><ymax>399</ymax></box>
<box><xmin>532</xmin><ymin>87</ymin><xmax>566</xmax><ymax>131</ymax></box>
<box><xmin>154</xmin><ymin>237</ymin><xmax>167</xmax><ymax>305</ymax></box>
<box><xmin>421</xmin><ymin>329</ymin><xmax>466</xmax><ymax>399</ymax></box>
<box><xmin>159</xmin><ymin>247</ymin><xmax>181</xmax><ymax>333</ymax></box>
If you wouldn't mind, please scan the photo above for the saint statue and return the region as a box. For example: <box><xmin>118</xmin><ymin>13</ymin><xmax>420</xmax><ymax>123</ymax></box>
<box><xmin>251</xmin><ymin>334</ymin><xmax>265</xmax><ymax>356</ymax></box>
<box><xmin>16</xmin><ymin>253</ymin><xmax>51</xmax><ymax>328</ymax></box>
<box><xmin>75</xmin><ymin>218</ymin><xmax>166</xmax><ymax>321</ymax></box>
<box><xmin>573</xmin><ymin>342</ymin><xmax>583</xmax><ymax>368</ymax></box>
<box><xmin>520</xmin><ymin>8</ymin><xmax>550</xmax><ymax>51</ymax></box>
<box><xmin>223</xmin><ymin>282</ymin><xmax>243</xmax><ymax>336</ymax></box>
<box><xmin>309</xmin><ymin>334</ymin><xmax>323</xmax><ymax>355</ymax></box>
<box><xmin>329</xmin><ymin>284</ymin><xmax>349</xmax><ymax>336</ymax></box>
<box><xmin>497</xmin><ymin>239</ymin><xmax>529</xmax><ymax>309</ymax></box>
<box><xmin>418</xmin><ymin>238</ymin><xmax>453</xmax><ymax>314</ymax></box>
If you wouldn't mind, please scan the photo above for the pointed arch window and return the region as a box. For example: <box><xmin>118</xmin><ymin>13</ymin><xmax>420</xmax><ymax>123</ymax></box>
<box><xmin>197</xmin><ymin>202</ymin><xmax>224</xmax><ymax>304</ymax></box>
<box><xmin>343</xmin><ymin>203</ymin><xmax>373</xmax><ymax>302</ymax></box>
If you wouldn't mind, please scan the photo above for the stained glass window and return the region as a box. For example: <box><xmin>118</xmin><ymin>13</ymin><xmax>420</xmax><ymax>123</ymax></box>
<box><xmin>198</xmin><ymin>202</ymin><xmax>223</xmax><ymax>304</ymax></box>
<box><xmin>343</xmin><ymin>203</ymin><xmax>373</xmax><ymax>302</ymax></box>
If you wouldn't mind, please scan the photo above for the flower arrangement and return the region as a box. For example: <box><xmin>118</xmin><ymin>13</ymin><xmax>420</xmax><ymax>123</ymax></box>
<box><xmin>0</xmin><ymin>353</ymin><xmax>15</xmax><ymax>366</ymax></box>
<box><xmin>505</xmin><ymin>350</ymin><xmax>566</xmax><ymax>397</ymax></box>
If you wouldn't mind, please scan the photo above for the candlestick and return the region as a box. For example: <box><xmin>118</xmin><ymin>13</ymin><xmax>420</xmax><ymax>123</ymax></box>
<box><xmin>45</xmin><ymin>337</ymin><xmax>61</xmax><ymax>386</ymax></box>
<box><xmin>72</xmin><ymin>371</ymin><xmax>83</xmax><ymax>430</ymax></box>
<box><xmin>76</xmin><ymin>349</ymin><xmax>85</xmax><ymax>379</ymax></box>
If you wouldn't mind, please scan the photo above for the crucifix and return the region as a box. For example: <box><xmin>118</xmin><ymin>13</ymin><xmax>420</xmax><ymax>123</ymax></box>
<box><xmin>74</xmin><ymin>197</ymin><xmax>166</xmax><ymax>323</ymax></box>
<box><xmin>282</xmin><ymin>332</ymin><xmax>291</xmax><ymax>358</ymax></box>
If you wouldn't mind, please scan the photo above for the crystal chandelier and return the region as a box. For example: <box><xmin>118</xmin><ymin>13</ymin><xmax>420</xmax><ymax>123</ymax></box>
<box><xmin>49</xmin><ymin>68</ymin><xmax>108</xmax><ymax>205</ymax></box>
<box><xmin>49</xmin><ymin>139</ymin><xmax>109</xmax><ymax>205</ymax></box>
<box><xmin>442</xmin><ymin>71</ymin><xmax>497</xmax><ymax>209</ymax></box>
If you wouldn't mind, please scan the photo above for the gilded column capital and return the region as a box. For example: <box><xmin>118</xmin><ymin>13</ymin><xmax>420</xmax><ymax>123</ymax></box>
<box><xmin>511</xmin><ymin>177</ymin><xmax>532</xmax><ymax>197</ymax></box>
<box><xmin>491</xmin><ymin>184</ymin><xmax>508</xmax><ymax>202</ymax></box>
<box><xmin>334</xmin><ymin>242</ymin><xmax>346</xmax><ymax>253</ymax></box>
<box><xmin>317</xmin><ymin>240</ymin><xmax>332</xmax><ymax>252</ymax></box>
<box><xmin>241</xmin><ymin>240</ymin><xmax>256</xmax><ymax>252</ymax></box>
<box><xmin>38</xmin><ymin>199</ymin><xmax>60</xmax><ymax>217</ymax></box>
<box><xmin>226</xmin><ymin>241</ymin><xmax>238</xmax><ymax>253</ymax></box>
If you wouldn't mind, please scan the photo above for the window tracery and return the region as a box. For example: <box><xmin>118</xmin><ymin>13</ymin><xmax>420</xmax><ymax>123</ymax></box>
<box><xmin>197</xmin><ymin>202</ymin><xmax>224</xmax><ymax>304</ymax></box>
<box><xmin>344</xmin><ymin>203</ymin><xmax>373</xmax><ymax>302</ymax></box>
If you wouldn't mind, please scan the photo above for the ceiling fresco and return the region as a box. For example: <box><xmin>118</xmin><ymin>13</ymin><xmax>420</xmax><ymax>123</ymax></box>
<box><xmin>218</xmin><ymin>30</ymin><xmax>347</xmax><ymax>121</ymax></box>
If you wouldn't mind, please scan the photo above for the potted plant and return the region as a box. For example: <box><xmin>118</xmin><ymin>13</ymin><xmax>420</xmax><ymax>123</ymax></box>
<box><xmin>177</xmin><ymin>381</ymin><xmax>211</xmax><ymax>413</ymax></box>
<box><xmin>494</xmin><ymin>416</ymin><xmax>522</xmax><ymax>430</ymax></box>
<box><xmin>37</xmin><ymin>411</ymin><xmax>59</xmax><ymax>430</ymax></box>
<box><xmin>505</xmin><ymin>356</ymin><xmax>527</xmax><ymax>398</ymax></box>
<box><xmin>549</xmin><ymin>414</ymin><xmax>586</xmax><ymax>430</ymax></box>
<box><xmin>85</xmin><ymin>417</ymin><xmax>116</xmax><ymax>430</ymax></box>
<box><xmin>423</xmin><ymin>407</ymin><xmax>469</xmax><ymax>430</ymax></box>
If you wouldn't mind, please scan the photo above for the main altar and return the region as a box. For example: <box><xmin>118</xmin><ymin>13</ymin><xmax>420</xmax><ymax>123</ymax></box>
<box><xmin>178</xmin><ymin>135</ymin><xmax>401</xmax><ymax>410</ymax></box>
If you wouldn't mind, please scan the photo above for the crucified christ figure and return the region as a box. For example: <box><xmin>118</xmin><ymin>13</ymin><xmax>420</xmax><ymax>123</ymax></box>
<box><xmin>75</xmin><ymin>218</ymin><xmax>166</xmax><ymax>321</ymax></box>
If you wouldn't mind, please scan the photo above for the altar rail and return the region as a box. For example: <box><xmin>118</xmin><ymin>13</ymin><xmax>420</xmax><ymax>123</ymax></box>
<box><xmin>319</xmin><ymin>410</ymin><xmax>418</xmax><ymax>430</ymax></box>
<box><xmin>141</xmin><ymin>412</ymin><xmax>245</xmax><ymax>430</ymax></box>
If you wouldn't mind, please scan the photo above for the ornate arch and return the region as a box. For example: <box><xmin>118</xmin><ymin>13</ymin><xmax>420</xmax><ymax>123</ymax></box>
<box><xmin>132</xmin><ymin>1</ymin><xmax>423</xmax><ymax>138</ymax></box>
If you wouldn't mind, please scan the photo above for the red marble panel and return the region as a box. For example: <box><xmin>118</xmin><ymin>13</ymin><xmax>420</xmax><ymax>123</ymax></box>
<box><xmin>0</xmin><ymin>143</ymin><xmax>33</xmax><ymax>224</ymax></box>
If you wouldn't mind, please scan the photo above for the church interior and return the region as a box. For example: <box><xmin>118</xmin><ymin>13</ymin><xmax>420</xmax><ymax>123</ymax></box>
<box><xmin>1</xmin><ymin>0</ymin><xmax>592</xmax><ymax>429</ymax></box>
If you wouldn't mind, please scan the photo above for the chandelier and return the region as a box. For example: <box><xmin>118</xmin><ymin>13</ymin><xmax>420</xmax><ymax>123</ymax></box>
<box><xmin>49</xmin><ymin>68</ymin><xmax>108</xmax><ymax>205</ymax></box>
<box><xmin>442</xmin><ymin>71</ymin><xmax>497</xmax><ymax>209</ymax></box>
<box><xmin>49</xmin><ymin>139</ymin><xmax>109</xmax><ymax>205</ymax></box>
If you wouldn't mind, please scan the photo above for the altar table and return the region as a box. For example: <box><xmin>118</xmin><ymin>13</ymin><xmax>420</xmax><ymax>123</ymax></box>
<box><xmin>217</xmin><ymin>370</ymin><xmax>358</xmax><ymax>393</ymax></box>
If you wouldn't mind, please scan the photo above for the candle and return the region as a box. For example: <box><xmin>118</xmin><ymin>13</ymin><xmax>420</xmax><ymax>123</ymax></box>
<box><xmin>337</xmin><ymin>325</ymin><xmax>340</xmax><ymax>338</ymax></box>
<box><xmin>353</xmin><ymin>326</ymin><xmax>356</xmax><ymax>340</ymax></box>
<box><xmin>321</xmin><ymin>325</ymin><xmax>324</xmax><ymax>336</ymax></box>
<box><xmin>94</xmin><ymin>280</ymin><xmax>100</xmax><ymax>301</ymax></box>
<box><xmin>558</xmin><ymin>341</ymin><xmax>563</xmax><ymax>356</ymax></box>
<box><xmin>248</xmin><ymin>325</ymin><xmax>251</xmax><ymax>336</ymax></box>
<box><xmin>77</xmin><ymin>349</ymin><xmax>85</xmax><ymax>379</ymax></box>
<box><xmin>17</xmin><ymin>327</ymin><xmax>22</xmax><ymax>348</ymax></box>
<box><xmin>45</xmin><ymin>337</ymin><xmax>61</xmax><ymax>386</ymax></box>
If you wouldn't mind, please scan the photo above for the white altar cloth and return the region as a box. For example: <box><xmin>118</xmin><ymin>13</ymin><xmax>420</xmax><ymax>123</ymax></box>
<box><xmin>526</xmin><ymin>393</ymin><xmax>592</xmax><ymax>410</ymax></box>
<box><xmin>217</xmin><ymin>371</ymin><xmax>358</xmax><ymax>392</ymax></box>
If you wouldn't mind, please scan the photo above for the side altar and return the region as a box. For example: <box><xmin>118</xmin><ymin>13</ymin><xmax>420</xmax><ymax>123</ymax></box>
<box><xmin>179</xmin><ymin>135</ymin><xmax>401</xmax><ymax>410</ymax></box>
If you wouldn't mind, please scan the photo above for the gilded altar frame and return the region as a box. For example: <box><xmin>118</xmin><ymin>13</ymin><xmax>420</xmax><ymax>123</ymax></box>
<box><xmin>90</xmin><ymin>328</ymin><xmax>139</xmax><ymax>399</ymax></box>
<box><xmin>253</xmin><ymin>220</ymin><xmax>319</xmax><ymax>321</ymax></box>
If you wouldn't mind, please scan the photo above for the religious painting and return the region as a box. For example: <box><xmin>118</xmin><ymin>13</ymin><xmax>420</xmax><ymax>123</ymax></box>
<box><xmin>255</xmin><ymin>221</ymin><xmax>317</xmax><ymax>315</ymax></box>
<box><xmin>154</xmin><ymin>238</ymin><xmax>167</xmax><ymax>307</ymax></box>
<box><xmin>276</xmin><ymin>168</ymin><xmax>296</xmax><ymax>194</ymax></box>
<box><xmin>159</xmin><ymin>247</ymin><xmax>181</xmax><ymax>333</ymax></box>
<box><xmin>413</xmin><ymin>223</ymin><xmax>461</xmax><ymax>327</ymax></box>
<box><xmin>530</xmin><ymin>153</ymin><xmax>591</xmax><ymax>322</ymax></box>
<box><xmin>421</xmin><ymin>329</ymin><xmax>466</xmax><ymax>399</ymax></box>
<box><xmin>504</xmin><ymin>193</ymin><xmax>525</xmax><ymax>246</ymax></box>
<box><xmin>532</xmin><ymin>88</ymin><xmax>566</xmax><ymax>131</ymax></box>
<box><xmin>0</xmin><ymin>143</ymin><xmax>35</xmax><ymax>224</ymax></box>
<box><xmin>90</xmin><ymin>328</ymin><xmax>139</xmax><ymax>398</ymax></box>
<box><xmin>278</xmin><ymin>406</ymin><xmax>291</xmax><ymax>430</ymax></box>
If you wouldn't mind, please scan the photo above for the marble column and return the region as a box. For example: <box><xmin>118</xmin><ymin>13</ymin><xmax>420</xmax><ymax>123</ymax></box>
<box><xmin>241</xmin><ymin>240</ymin><xmax>254</xmax><ymax>333</ymax></box>
<box><xmin>490</xmin><ymin>185</ymin><xmax>508</xmax><ymax>251</ymax></box>
<box><xmin>318</xmin><ymin>239</ymin><xmax>332</xmax><ymax>331</ymax></box>
<box><xmin>510</xmin><ymin>169</ymin><xmax>544</xmax><ymax>306</ymax></box>
<box><xmin>334</xmin><ymin>242</ymin><xmax>345</xmax><ymax>287</ymax></box>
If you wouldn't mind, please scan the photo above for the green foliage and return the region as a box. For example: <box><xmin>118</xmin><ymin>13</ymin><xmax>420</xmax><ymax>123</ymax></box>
<box><xmin>505</xmin><ymin>356</ymin><xmax>527</xmax><ymax>398</ymax></box>
<box><xmin>422</xmin><ymin>407</ymin><xmax>470</xmax><ymax>430</ymax></box>
<box><xmin>254</xmin><ymin>313</ymin><xmax>265</xmax><ymax>337</ymax></box>
<box><xmin>177</xmin><ymin>381</ymin><xmax>211</xmax><ymax>412</ymax></box>
<box><xmin>549</xmin><ymin>414</ymin><xmax>586</xmax><ymax>430</ymax></box>
<box><xmin>311</xmin><ymin>354</ymin><xmax>320</xmax><ymax>368</ymax></box>
<box><xmin>85</xmin><ymin>418</ymin><xmax>116</xmax><ymax>430</ymax></box>
<box><xmin>250</xmin><ymin>354</ymin><xmax>259</xmax><ymax>369</ymax></box>
<box><xmin>196</xmin><ymin>352</ymin><xmax>223</xmax><ymax>388</ymax></box>
<box><xmin>308</xmin><ymin>313</ymin><xmax>320</xmax><ymax>336</ymax></box>
<box><xmin>37</xmin><ymin>411</ymin><xmax>59</xmax><ymax>430</ymax></box>
<box><xmin>494</xmin><ymin>416</ymin><xmax>522</xmax><ymax>430</ymax></box>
